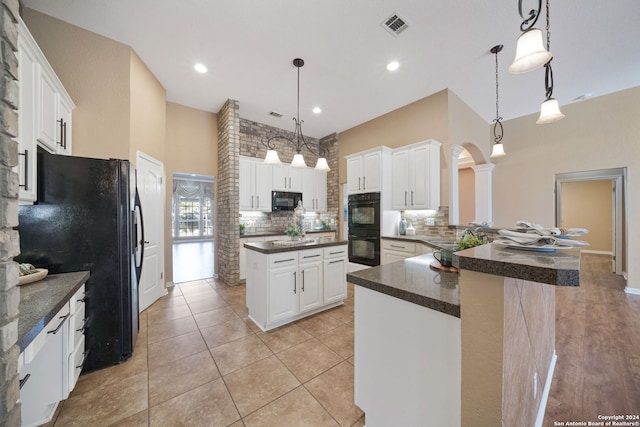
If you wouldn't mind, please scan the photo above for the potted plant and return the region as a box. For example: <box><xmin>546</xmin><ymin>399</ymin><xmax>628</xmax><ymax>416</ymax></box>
<box><xmin>284</xmin><ymin>224</ymin><xmax>303</xmax><ymax>240</ymax></box>
<box><xmin>239</xmin><ymin>223</ymin><xmax>245</xmax><ymax>235</ymax></box>
<box><xmin>457</xmin><ymin>229</ymin><xmax>487</xmax><ymax>250</ymax></box>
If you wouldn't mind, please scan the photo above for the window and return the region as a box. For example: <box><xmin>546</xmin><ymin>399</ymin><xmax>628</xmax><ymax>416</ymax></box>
<box><xmin>172</xmin><ymin>175</ymin><xmax>214</xmax><ymax>241</ymax></box>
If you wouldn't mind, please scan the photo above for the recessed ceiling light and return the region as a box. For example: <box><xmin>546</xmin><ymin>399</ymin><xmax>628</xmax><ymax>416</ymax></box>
<box><xmin>386</xmin><ymin>61</ymin><xmax>400</xmax><ymax>71</ymax></box>
<box><xmin>312</xmin><ymin>107</ymin><xmax>322</xmax><ymax>114</ymax></box>
<box><xmin>194</xmin><ymin>63</ymin><xmax>208</xmax><ymax>73</ymax></box>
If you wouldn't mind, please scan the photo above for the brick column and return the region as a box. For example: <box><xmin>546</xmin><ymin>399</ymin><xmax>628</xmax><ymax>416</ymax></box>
<box><xmin>0</xmin><ymin>0</ymin><xmax>22</xmax><ymax>425</ymax></box>
<box><xmin>215</xmin><ymin>99</ymin><xmax>240</xmax><ymax>286</ymax></box>
<box><xmin>320</xmin><ymin>133</ymin><xmax>339</xmax><ymax>218</ymax></box>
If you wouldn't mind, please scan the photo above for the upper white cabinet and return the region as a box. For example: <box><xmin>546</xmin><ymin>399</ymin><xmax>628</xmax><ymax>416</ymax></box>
<box><xmin>345</xmin><ymin>147</ymin><xmax>391</xmax><ymax>194</ymax></box>
<box><xmin>391</xmin><ymin>140</ymin><xmax>441</xmax><ymax>210</ymax></box>
<box><xmin>301</xmin><ymin>168</ymin><xmax>327</xmax><ymax>212</ymax></box>
<box><xmin>272</xmin><ymin>164</ymin><xmax>303</xmax><ymax>192</ymax></box>
<box><xmin>16</xmin><ymin>18</ymin><xmax>75</xmax><ymax>203</ymax></box>
<box><xmin>239</xmin><ymin>156</ymin><xmax>272</xmax><ymax>212</ymax></box>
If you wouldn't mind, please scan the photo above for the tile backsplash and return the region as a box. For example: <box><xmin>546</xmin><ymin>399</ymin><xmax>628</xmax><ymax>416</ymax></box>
<box><xmin>240</xmin><ymin>211</ymin><xmax>338</xmax><ymax>233</ymax></box>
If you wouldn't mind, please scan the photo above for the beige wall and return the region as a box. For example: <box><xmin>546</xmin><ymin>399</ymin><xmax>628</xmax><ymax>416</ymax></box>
<box><xmin>129</xmin><ymin>51</ymin><xmax>166</xmax><ymax>163</ymax></box>
<box><xmin>458</xmin><ymin>167</ymin><xmax>476</xmax><ymax>225</ymax></box>
<box><xmin>493</xmin><ymin>87</ymin><xmax>639</xmax><ymax>289</ymax></box>
<box><xmin>165</xmin><ymin>102</ymin><xmax>218</xmax><ymax>283</ymax></box>
<box><xmin>561</xmin><ymin>180</ymin><xmax>613</xmax><ymax>252</ymax></box>
<box><xmin>24</xmin><ymin>8</ymin><xmax>132</xmax><ymax>160</ymax></box>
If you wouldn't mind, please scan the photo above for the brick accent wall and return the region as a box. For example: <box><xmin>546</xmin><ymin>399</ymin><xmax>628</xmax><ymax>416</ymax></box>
<box><xmin>1</xmin><ymin>0</ymin><xmax>22</xmax><ymax>425</ymax></box>
<box><xmin>215</xmin><ymin>99</ymin><xmax>240</xmax><ymax>286</ymax></box>
<box><xmin>320</xmin><ymin>133</ymin><xmax>339</xmax><ymax>218</ymax></box>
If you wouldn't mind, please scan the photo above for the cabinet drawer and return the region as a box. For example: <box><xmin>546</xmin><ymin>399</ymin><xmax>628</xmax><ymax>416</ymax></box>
<box><xmin>268</xmin><ymin>251</ymin><xmax>298</xmax><ymax>268</ymax></box>
<box><xmin>382</xmin><ymin>239</ymin><xmax>416</xmax><ymax>254</ymax></box>
<box><xmin>69</xmin><ymin>284</ymin><xmax>86</xmax><ymax>314</ymax></box>
<box><xmin>68</xmin><ymin>335</ymin><xmax>86</xmax><ymax>392</ymax></box>
<box><xmin>22</xmin><ymin>303</ymin><xmax>70</xmax><ymax>365</ymax></box>
<box><xmin>324</xmin><ymin>245</ymin><xmax>348</xmax><ymax>259</ymax></box>
<box><xmin>68</xmin><ymin>302</ymin><xmax>86</xmax><ymax>351</ymax></box>
<box><xmin>299</xmin><ymin>248</ymin><xmax>323</xmax><ymax>263</ymax></box>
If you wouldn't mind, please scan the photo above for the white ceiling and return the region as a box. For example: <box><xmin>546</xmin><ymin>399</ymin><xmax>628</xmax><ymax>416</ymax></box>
<box><xmin>23</xmin><ymin>0</ymin><xmax>640</xmax><ymax>139</ymax></box>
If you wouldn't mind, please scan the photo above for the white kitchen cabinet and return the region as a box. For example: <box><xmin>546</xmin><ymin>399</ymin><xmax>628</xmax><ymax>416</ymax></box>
<box><xmin>391</xmin><ymin>140</ymin><xmax>441</xmax><ymax>210</ymax></box>
<box><xmin>65</xmin><ymin>285</ymin><xmax>86</xmax><ymax>397</ymax></box>
<box><xmin>16</xmin><ymin>32</ymin><xmax>38</xmax><ymax>203</ymax></box>
<box><xmin>298</xmin><ymin>249</ymin><xmax>324</xmax><ymax>313</ymax></box>
<box><xmin>239</xmin><ymin>156</ymin><xmax>272</xmax><ymax>212</ymax></box>
<box><xmin>381</xmin><ymin>239</ymin><xmax>417</xmax><ymax>264</ymax></box>
<box><xmin>301</xmin><ymin>168</ymin><xmax>327</xmax><ymax>212</ymax></box>
<box><xmin>239</xmin><ymin>236</ymin><xmax>265</xmax><ymax>280</ymax></box>
<box><xmin>19</xmin><ymin>304</ymin><xmax>69</xmax><ymax>427</ymax></box>
<box><xmin>16</xmin><ymin>18</ymin><xmax>75</xmax><ymax>203</ymax></box>
<box><xmin>323</xmin><ymin>245</ymin><xmax>348</xmax><ymax>304</ymax></box>
<box><xmin>272</xmin><ymin>163</ymin><xmax>303</xmax><ymax>192</ymax></box>
<box><xmin>345</xmin><ymin>147</ymin><xmax>391</xmax><ymax>194</ymax></box>
<box><xmin>246</xmin><ymin>242</ymin><xmax>348</xmax><ymax>331</ymax></box>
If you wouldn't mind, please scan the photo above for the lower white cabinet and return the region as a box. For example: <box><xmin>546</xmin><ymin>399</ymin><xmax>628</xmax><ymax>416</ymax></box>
<box><xmin>19</xmin><ymin>284</ymin><xmax>86</xmax><ymax>427</ymax></box>
<box><xmin>381</xmin><ymin>239</ymin><xmax>433</xmax><ymax>265</ymax></box>
<box><xmin>246</xmin><ymin>243</ymin><xmax>348</xmax><ymax>331</ymax></box>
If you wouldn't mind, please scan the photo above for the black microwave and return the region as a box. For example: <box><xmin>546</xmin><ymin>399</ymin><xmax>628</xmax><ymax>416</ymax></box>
<box><xmin>272</xmin><ymin>191</ymin><xmax>303</xmax><ymax>211</ymax></box>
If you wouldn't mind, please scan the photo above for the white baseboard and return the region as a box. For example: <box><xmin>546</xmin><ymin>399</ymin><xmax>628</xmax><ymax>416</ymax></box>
<box><xmin>624</xmin><ymin>287</ymin><xmax>640</xmax><ymax>296</ymax></box>
<box><xmin>580</xmin><ymin>250</ymin><xmax>613</xmax><ymax>255</ymax></box>
<box><xmin>535</xmin><ymin>350</ymin><xmax>558</xmax><ymax>427</ymax></box>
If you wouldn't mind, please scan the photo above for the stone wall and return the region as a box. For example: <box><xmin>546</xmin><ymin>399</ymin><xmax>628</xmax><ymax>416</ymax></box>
<box><xmin>215</xmin><ymin>99</ymin><xmax>240</xmax><ymax>286</ymax></box>
<box><xmin>0</xmin><ymin>0</ymin><xmax>22</xmax><ymax>425</ymax></box>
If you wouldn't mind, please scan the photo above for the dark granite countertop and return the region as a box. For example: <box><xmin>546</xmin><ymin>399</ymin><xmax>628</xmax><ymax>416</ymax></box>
<box><xmin>347</xmin><ymin>254</ymin><xmax>460</xmax><ymax>318</ymax></box>
<box><xmin>453</xmin><ymin>243</ymin><xmax>581</xmax><ymax>286</ymax></box>
<box><xmin>18</xmin><ymin>271</ymin><xmax>89</xmax><ymax>351</ymax></box>
<box><xmin>240</xmin><ymin>229</ymin><xmax>337</xmax><ymax>238</ymax></box>
<box><xmin>245</xmin><ymin>237</ymin><xmax>347</xmax><ymax>254</ymax></box>
<box><xmin>381</xmin><ymin>235</ymin><xmax>458</xmax><ymax>250</ymax></box>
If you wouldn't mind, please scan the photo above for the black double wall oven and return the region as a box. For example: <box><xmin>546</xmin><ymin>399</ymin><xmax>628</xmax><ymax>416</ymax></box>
<box><xmin>348</xmin><ymin>192</ymin><xmax>381</xmax><ymax>266</ymax></box>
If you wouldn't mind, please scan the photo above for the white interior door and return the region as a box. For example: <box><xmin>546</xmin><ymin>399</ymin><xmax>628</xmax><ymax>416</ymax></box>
<box><xmin>137</xmin><ymin>151</ymin><xmax>166</xmax><ymax>311</ymax></box>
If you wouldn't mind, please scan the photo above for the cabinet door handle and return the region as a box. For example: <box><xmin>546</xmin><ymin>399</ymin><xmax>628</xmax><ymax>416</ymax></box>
<box><xmin>274</xmin><ymin>258</ymin><xmax>295</xmax><ymax>263</ymax></box>
<box><xmin>363</xmin><ymin>176</ymin><xmax>366</xmax><ymax>189</ymax></box>
<box><xmin>76</xmin><ymin>351</ymin><xmax>89</xmax><ymax>369</ymax></box>
<box><xmin>57</xmin><ymin>118</ymin><xmax>64</xmax><ymax>146</ymax></box>
<box><xmin>303</xmin><ymin>254</ymin><xmax>320</xmax><ymax>259</ymax></box>
<box><xmin>358</xmin><ymin>177</ymin><xmax>361</xmax><ymax>190</ymax></box>
<box><xmin>19</xmin><ymin>373</ymin><xmax>31</xmax><ymax>390</ymax></box>
<box><xmin>48</xmin><ymin>314</ymin><xmax>69</xmax><ymax>335</ymax></box>
<box><xmin>411</xmin><ymin>191</ymin><xmax>414</xmax><ymax>206</ymax></box>
<box><xmin>390</xmin><ymin>244</ymin><xmax>405</xmax><ymax>249</ymax></box>
<box><xmin>63</xmin><ymin>121</ymin><xmax>67</xmax><ymax>149</ymax></box>
<box><xmin>302</xmin><ymin>270</ymin><xmax>305</xmax><ymax>291</ymax></box>
<box><xmin>293</xmin><ymin>271</ymin><xmax>297</xmax><ymax>294</ymax></box>
<box><xmin>284</xmin><ymin>177</ymin><xmax>287</xmax><ymax>188</ymax></box>
<box><xmin>76</xmin><ymin>318</ymin><xmax>88</xmax><ymax>333</ymax></box>
<box><xmin>404</xmin><ymin>191</ymin><xmax>407</xmax><ymax>206</ymax></box>
<box><xmin>256</xmin><ymin>196</ymin><xmax>259</xmax><ymax>208</ymax></box>
<box><xmin>329</xmin><ymin>259</ymin><xmax>344</xmax><ymax>264</ymax></box>
<box><xmin>18</xmin><ymin>149</ymin><xmax>28</xmax><ymax>190</ymax></box>
<box><xmin>329</xmin><ymin>251</ymin><xmax>344</xmax><ymax>255</ymax></box>
<box><xmin>289</xmin><ymin>177</ymin><xmax>291</xmax><ymax>188</ymax></box>
<box><xmin>77</xmin><ymin>296</ymin><xmax>86</xmax><ymax>304</ymax></box>
<box><xmin>251</xmin><ymin>195</ymin><xmax>254</xmax><ymax>208</ymax></box>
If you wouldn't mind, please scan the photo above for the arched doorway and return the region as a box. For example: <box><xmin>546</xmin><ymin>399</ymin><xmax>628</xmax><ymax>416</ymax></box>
<box><xmin>449</xmin><ymin>143</ymin><xmax>493</xmax><ymax>226</ymax></box>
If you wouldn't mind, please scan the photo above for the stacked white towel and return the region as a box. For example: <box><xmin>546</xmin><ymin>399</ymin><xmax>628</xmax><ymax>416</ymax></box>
<box><xmin>497</xmin><ymin>230</ymin><xmax>589</xmax><ymax>248</ymax></box>
<box><xmin>515</xmin><ymin>221</ymin><xmax>589</xmax><ymax>236</ymax></box>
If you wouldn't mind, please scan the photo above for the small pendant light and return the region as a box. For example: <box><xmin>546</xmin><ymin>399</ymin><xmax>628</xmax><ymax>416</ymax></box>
<box><xmin>490</xmin><ymin>45</ymin><xmax>506</xmax><ymax>158</ymax></box>
<box><xmin>536</xmin><ymin>0</ymin><xmax>564</xmax><ymax>124</ymax></box>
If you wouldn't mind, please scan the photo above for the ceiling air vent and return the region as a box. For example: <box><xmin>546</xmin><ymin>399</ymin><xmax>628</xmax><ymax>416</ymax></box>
<box><xmin>269</xmin><ymin>111</ymin><xmax>283</xmax><ymax>118</ymax></box>
<box><xmin>381</xmin><ymin>13</ymin><xmax>409</xmax><ymax>36</ymax></box>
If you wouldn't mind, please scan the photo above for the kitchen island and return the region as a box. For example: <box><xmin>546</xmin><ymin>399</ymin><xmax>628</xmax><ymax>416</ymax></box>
<box><xmin>347</xmin><ymin>243</ymin><xmax>581</xmax><ymax>427</ymax></box>
<box><xmin>245</xmin><ymin>237</ymin><xmax>348</xmax><ymax>331</ymax></box>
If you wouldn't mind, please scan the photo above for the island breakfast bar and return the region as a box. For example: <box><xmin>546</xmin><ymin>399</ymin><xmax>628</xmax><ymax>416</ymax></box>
<box><xmin>347</xmin><ymin>242</ymin><xmax>581</xmax><ymax>427</ymax></box>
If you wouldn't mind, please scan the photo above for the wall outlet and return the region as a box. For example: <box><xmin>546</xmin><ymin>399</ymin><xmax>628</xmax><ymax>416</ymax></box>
<box><xmin>425</xmin><ymin>217</ymin><xmax>435</xmax><ymax>226</ymax></box>
<box><xmin>533</xmin><ymin>372</ymin><xmax>538</xmax><ymax>399</ymax></box>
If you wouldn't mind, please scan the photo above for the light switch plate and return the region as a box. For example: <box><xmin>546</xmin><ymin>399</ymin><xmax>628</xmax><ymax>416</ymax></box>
<box><xmin>425</xmin><ymin>217</ymin><xmax>435</xmax><ymax>226</ymax></box>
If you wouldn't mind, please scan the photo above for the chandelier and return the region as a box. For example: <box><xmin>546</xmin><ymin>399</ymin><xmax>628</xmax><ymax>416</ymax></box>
<box><xmin>261</xmin><ymin>58</ymin><xmax>330</xmax><ymax>171</ymax></box>
<box><xmin>490</xmin><ymin>45</ymin><xmax>506</xmax><ymax>158</ymax></box>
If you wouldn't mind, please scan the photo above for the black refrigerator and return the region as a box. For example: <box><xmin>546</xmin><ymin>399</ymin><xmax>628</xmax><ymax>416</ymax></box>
<box><xmin>17</xmin><ymin>152</ymin><xmax>144</xmax><ymax>373</ymax></box>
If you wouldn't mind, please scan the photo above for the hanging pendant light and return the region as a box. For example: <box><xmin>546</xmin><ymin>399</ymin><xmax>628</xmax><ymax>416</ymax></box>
<box><xmin>536</xmin><ymin>0</ymin><xmax>564</xmax><ymax>124</ymax></box>
<box><xmin>509</xmin><ymin>0</ymin><xmax>552</xmax><ymax>74</ymax></box>
<box><xmin>490</xmin><ymin>45</ymin><xmax>506</xmax><ymax>158</ymax></box>
<box><xmin>260</xmin><ymin>58</ymin><xmax>330</xmax><ymax>171</ymax></box>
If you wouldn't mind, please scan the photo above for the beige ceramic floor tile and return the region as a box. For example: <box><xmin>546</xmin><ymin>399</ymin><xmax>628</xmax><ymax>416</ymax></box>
<box><xmin>224</xmin><ymin>355</ymin><xmax>301</xmax><ymax>417</ymax></box>
<box><xmin>200</xmin><ymin>317</ymin><xmax>254</xmax><ymax>349</ymax></box>
<box><xmin>295</xmin><ymin>311</ymin><xmax>345</xmax><ymax>337</ymax></box>
<box><xmin>222</xmin><ymin>292</ymin><xmax>246</xmax><ymax>307</ymax></box>
<box><xmin>54</xmin><ymin>371</ymin><xmax>148</xmax><ymax>426</ymax></box>
<box><xmin>108</xmin><ymin>409</ymin><xmax>149</xmax><ymax>426</ymax></box>
<box><xmin>229</xmin><ymin>302</ymin><xmax>249</xmax><ymax>317</ymax></box>
<box><xmin>325</xmin><ymin>305</ymin><xmax>355</xmax><ymax>324</ymax></box>
<box><xmin>317</xmin><ymin>323</ymin><xmax>354</xmax><ymax>359</ymax></box>
<box><xmin>211</xmin><ymin>334</ymin><xmax>273</xmax><ymax>375</ymax></box>
<box><xmin>256</xmin><ymin>323</ymin><xmax>312</xmax><ymax>353</ymax></box>
<box><xmin>149</xmin><ymin>378</ymin><xmax>240</xmax><ymax>426</ymax></box>
<box><xmin>144</xmin><ymin>294</ymin><xmax>188</xmax><ymax>312</ymax></box>
<box><xmin>186</xmin><ymin>295</ymin><xmax>229</xmax><ymax>314</ymax></box>
<box><xmin>243</xmin><ymin>386</ymin><xmax>339</xmax><ymax>427</ymax></box>
<box><xmin>182</xmin><ymin>289</ymin><xmax>221</xmax><ymax>303</ymax></box>
<box><xmin>148</xmin><ymin>350</ymin><xmax>221</xmax><ymax>407</ymax></box>
<box><xmin>305</xmin><ymin>361</ymin><xmax>364</xmax><ymax>427</ymax></box>
<box><xmin>193</xmin><ymin>306</ymin><xmax>241</xmax><ymax>329</ymax></box>
<box><xmin>147</xmin><ymin>330</ymin><xmax>207</xmax><ymax>369</ymax></box>
<box><xmin>146</xmin><ymin>304</ymin><xmax>193</xmax><ymax>324</ymax></box>
<box><xmin>147</xmin><ymin>314</ymin><xmax>198</xmax><ymax>344</ymax></box>
<box><xmin>277</xmin><ymin>338</ymin><xmax>342</xmax><ymax>383</ymax></box>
